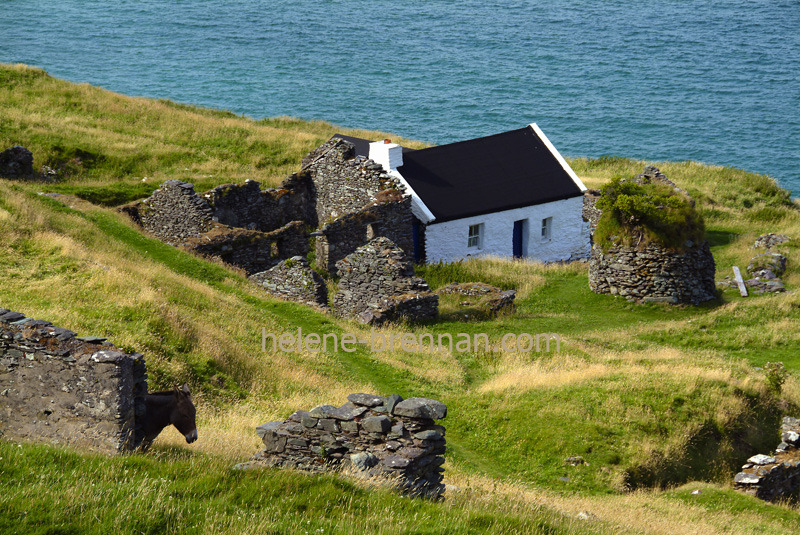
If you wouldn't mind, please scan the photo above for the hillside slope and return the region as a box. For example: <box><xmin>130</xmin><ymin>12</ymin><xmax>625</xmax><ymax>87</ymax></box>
<box><xmin>2</xmin><ymin>63</ymin><xmax>800</xmax><ymax>533</ymax></box>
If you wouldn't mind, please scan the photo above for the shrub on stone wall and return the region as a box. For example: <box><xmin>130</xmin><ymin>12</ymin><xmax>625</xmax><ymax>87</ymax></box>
<box><xmin>595</xmin><ymin>167</ymin><xmax>705</xmax><ymax>251</ymax></box>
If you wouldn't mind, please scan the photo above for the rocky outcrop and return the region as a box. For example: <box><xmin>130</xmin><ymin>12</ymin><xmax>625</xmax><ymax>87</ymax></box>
<box><xmin>332</xmin><ymin>237</ymin><xmax>438</xmax><ymax>325</ymax></box>
<box><xmin>718</xmin><ymin>249</ymin><xmax>790</xmax><ymax>295</ymax></box>
<box><xmin>0</xmin><ymin>146</ymin><xmax>34</xmax><ymax>178</ymax></box>
<box><xmin>244</xmin><ymin>393</ymin><xmax>447</xmax><ymax>498</ymax></box>
<box><xmin>589</xmin><ymin>242</ymin><xmax>716</xmax><ymax>304</ymax></box>
<box><xmin>0</xmin><ymin>308</ymin><xmax>147</xmax><ymax>454</ymax></box>
<box><xmin>734</xmin><ymin>417</ymin><xmax>800</xmax><ymax>501</ymax></box>
<box><xmin>249</xmin><ymin>256</ymin><xmax>328</xmax><ymax>308</ymax></box>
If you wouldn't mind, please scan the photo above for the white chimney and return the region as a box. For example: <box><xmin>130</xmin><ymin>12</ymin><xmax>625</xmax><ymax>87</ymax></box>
<box><xmin>368</xmin><ymin>139</ymin><xmax>403</xmax><ymax>171</ymax></box>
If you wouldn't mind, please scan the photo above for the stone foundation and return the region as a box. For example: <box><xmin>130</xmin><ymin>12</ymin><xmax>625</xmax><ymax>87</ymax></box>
<box><xmin>246</xmin><ymin>393</ymin><xmax>447</xmax><ymax>498</ymax></box>
<box><xmin>0</xmin><ymin>309</ymin><xmax>147</xmax><ymax>454</ymax></box>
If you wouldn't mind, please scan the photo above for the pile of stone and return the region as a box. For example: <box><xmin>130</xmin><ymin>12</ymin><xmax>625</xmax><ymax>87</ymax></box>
<box><xmin>753</xmin><ymin>233</ymin><xmax>790</xmax><ymax>250</ymax></box>
<box><xmin>436</xmin><ymin>282</ymin><xmax>516</xmax><ymax>316</ymax></box>
<box><xmin>0</xmin><ymin>308</ymin><xmax>147</xmax><ymax>454</ymax></box>
<box><xmin>332</xmin><ymin>237</ymin><xmax>438</xmax><ymax>325</ymax></box>
<box><xmin>733</xmin><ymin>417</ymin><xmax>800</xmax><ymax>501</ymax></box>
<box><xmin>0</xmin><ymin>146</ymin><xmax>34</xmax><ymax>178</ymax></box>
<box><xmin>249</xmin><ymin>256</ymin><xmax>328</xmax><ymax>308</ymax></box>
<box><xmin>245</xmin><ymin>393</ymin><xmax>447</xmax><ymax>498</ymax></box>
<box><xmin>718</xmin><ymin>234</ymin><xmax>791</xmax><ymax>295</ymax></box>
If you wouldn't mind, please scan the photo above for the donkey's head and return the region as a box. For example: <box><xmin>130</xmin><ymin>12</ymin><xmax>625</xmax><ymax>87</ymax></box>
<box><xmin>171</xmin><ymin>383</ymin><xmax>198</xmax><ymax>444</ymax></box>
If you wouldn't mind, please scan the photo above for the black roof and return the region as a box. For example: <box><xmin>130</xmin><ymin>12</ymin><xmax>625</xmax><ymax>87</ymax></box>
<box><xmin>331</xmin><ymin>126</ymin><xmax>583</xmax><ymax>222</ymax></box>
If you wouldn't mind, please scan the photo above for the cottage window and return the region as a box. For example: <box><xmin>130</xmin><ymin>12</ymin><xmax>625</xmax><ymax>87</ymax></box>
<box><xmin>541</xmin><ymin>217</ymin><xmax>552</xmax><ymax>241</ymax></box>
<box><xmin>468</xmin><ymin>223</ymin><xmax>483</xmax><ymax>248</ymax></box>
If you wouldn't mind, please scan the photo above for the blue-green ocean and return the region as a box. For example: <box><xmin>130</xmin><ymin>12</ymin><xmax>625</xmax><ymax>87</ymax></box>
<box><xmin>1</xmin><ymin>1</ymin><xmax>798</xmax><ymax>192</ymax></box>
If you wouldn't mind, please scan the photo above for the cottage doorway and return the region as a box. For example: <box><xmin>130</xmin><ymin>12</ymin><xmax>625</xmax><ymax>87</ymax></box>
<box><xmin>513</xmin><ymin>219</ymin><xmax>528</xmax><ymax>258</ymax></box>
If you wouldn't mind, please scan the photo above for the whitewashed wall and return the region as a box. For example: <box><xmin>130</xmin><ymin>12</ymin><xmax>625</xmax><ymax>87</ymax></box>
<box><xmin>425</xmin><ymin>196</ymin><xmax>590</xmax><ymax>263</ymax></box>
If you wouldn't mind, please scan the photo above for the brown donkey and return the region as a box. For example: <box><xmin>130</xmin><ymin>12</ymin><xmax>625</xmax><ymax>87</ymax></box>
<box><xmin>140</xmin><ymin>383</ymin><xmax>198</xmax><ymax>451</ymax></box>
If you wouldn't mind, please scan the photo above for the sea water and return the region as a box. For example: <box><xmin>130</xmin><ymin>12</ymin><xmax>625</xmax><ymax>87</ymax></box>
<box><xmin>1</xmin><ymin>0</ymin><xmax>798</xmax><ymax>192</ymax></box>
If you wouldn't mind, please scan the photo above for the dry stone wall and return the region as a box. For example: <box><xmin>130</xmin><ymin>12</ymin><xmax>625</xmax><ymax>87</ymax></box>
<box><xmin>302</xmin><ymin>138</ymin><xmax>404</xmax><ymax>224</ymax></box>
<box><xmin>245</xmin><ymin>393</ymin><xmax>447</xmax><ymax>498</ymax></box>
<box><xmin>203</xmin><ymin>173</ymin><xmax>316</xmax><ymax>231</ymax></box>
<box><xmin>315</xmin><ymin>195</ymin><xmax>415</xmax><ymax>275</ymax></box>
<box><xmin>249</xmin><ymin>256</ymin><xmax>328</xmax><ymax>308</ymax></box>
<box><xmin>133</xmin><ymin>179</ymin><xmax>214</xmax><ymax>244</ymax></box>
<box><xmin>185</xmin><ymin>221</ymin><xmax>308</xmax><ymax>276</ymax></box>
<box><xmin>332</xmin><ymin>237</ymin><xmax>438</xmax><ymax>325</ymax></box>
<box><xmin>436</xmin><ymin>282</ymin><xmax>516</xmax><ymax>316</ymax></box>
<box><xmin>734</xmin><ymin>417</ymin><xmax>800</xmax><ymax>501</ymax></box>
<box><xmin>0</xmin><ymin>309</ymin><xmax>147</xmax><ymax>454</ymax></box>
<box><xmin>589</xmin><ymin>242</ymin><xmax>716</xmax><ymax>304</ymax></box>
<box><xmin>122</xmin><ymin>180</ymin><xmax>309</xmax><ymax>276</ymax></box>
<box><xmin>587</xmin><ymin>167</ymin><xmax>716</xmax><ymax>304</ymax></box>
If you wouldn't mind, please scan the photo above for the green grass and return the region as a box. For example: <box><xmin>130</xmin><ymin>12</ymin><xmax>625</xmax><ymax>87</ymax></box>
<box><xmin>0</xmin><ymin>441</ymin><xmax>595</xmax><ymax>535</ymax></box>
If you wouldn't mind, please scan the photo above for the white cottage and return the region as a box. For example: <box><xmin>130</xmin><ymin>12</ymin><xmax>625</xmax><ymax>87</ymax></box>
<box><xmin>333</xmin><ymin>124</ymin><xmax>590</xmax><ymax>264</ymax></box>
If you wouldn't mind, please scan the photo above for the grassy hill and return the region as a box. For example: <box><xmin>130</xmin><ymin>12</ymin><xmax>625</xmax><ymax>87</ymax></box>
<box><xmin>2</xmin><ymin>63</ymin><xmax>800</xmax><ymax>534</ymax></box>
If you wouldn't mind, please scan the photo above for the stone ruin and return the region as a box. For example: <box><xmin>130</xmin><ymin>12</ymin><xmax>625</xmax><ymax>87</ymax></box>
<box><xmin>332</xmin><ymin>237</ymin><xmax>438</xmax><ymax>325</ymax></box>
<box><xmin>734</xmin><ymin>417</ymin><xmax>800</xmax><ymax>502</ymax></box>
<box><xmin>0</xmin><ymin>146</ymin><xmax>34</xmax><ymax>178</ymax></box>
<box><xmin>249</xmin><ymin>256</ymin><xmax>329</xmax><ymax>308</ymax></box>
<box><xmin>242</xmin><ymin>393</ymin><xmax>447</xmax><ymax>499</ymax></box>
<box><xmin>0</xmin><ymin>308</ymin><xmax>147</xmax><ymax>454</ymax></box>
<box><xmin>717</xmin><ymin>233</ymin><xmax>791</xmax><ymax>295</ymax></box>
<box><xmin>120</xmin><ymin>138</ymin><xmax>418</xmax><ymax>312</ymax></box>
<box><xmin>121</xmin><ymin>178</ymin><xmax>309</xmax><ymax>276</ymax></box>
<box><xmin>587</xmin><ymin>167</ymin><xmax>716</xmax><ymax>304</ymax></box>
<box><xmin>436</xmin><ymin>282</ymin><xmax>516</xmax><ymax>317</ymax></box>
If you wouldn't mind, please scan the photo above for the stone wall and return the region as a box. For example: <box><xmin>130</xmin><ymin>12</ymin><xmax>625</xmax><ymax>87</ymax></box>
<box><xmin>246</xmin><ymin>393</ymin><xmax>447</xmax><ymax>498</ymax></box>
<box><xmin>122</xmin><ymin>180</ymin><xmax>309</xmax><ymax>275</ymax></box>
<box><xmin>436</xmin><ymin>282</ymin><xmax>516</xmax><ymax>316</ymax></box>
<box><xmin>332</xmin><ymin>237</ymin><xmax>438</xmax><ymax>325</ymax></box>
<box><xmin>734</xmin><ymin>417</ymin><xmax>800</xmax><ymax>502</ymax></box>
<box><xmin>249</xmin><ymin>256</ymin><xmax>328</xmax><ymax>308</ymax></box>
<box><xmin>315</xmin><ymin>195</ymin><xmax>415</xmax><ymax>275</ymax></box>
<box><xmin>0</xmin><ymin>309</ymin><xmax>147</xmax><ymax>454</ymax></box>
<box><xmin>203</xmin><ymin>173</ymin><xmax>316</xmax><ymax>232</ymax></box>
<box><xmin>185</xmin><ymin>221</ymin><xmax>308</xmax><ymax>276</ymax></box>
<box><xmin>587</xmin><ymin>167</ymin><xmax>716</xmax><ymax>305</ymax></box>
<box><xmin>133</xmin><ymin>179</ymin><xmax>214</xmax><ymax>245</ymax></box>
<box><xmin>302</xmin><ymin>138</ymin><xmax>405</xmax><ymax>224</ymax></box>
<box><xmin>588</xmin><ymin>242</ymin><xmax>716</xmax><ymax>304</ymax></box>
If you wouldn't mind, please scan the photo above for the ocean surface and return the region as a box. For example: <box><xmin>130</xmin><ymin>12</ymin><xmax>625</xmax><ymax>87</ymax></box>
<box><xmin>1</xmin><ymin>1</ymin><xmax>798</xmax><ymax>192</ymax></box>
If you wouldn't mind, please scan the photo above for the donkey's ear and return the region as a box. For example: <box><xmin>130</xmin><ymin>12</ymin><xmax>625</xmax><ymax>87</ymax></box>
<box><xmin>180</xmin><ymin>383</ymin><xmax>191</xmax><ymax>395</ymax></box>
